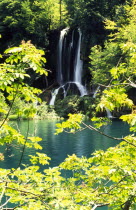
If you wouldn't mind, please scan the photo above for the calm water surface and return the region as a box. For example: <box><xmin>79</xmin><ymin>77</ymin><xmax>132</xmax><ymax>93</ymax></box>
<box><xmin>1</xmin><ymin>119</ymin><xmax>130</xmax><ymax>169</ymax></box>
<box><xmin>0</xmin><ymin>119</ymin><xmax>130</xmax><ymax>209</ymax></box>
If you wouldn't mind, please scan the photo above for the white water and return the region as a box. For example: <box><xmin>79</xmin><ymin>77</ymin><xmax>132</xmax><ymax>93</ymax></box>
<box><xmin>73</xmin><ymin>82</ymin><xmax>87</xmax><ymax>96</ymax></box>
<box><xmin>93</xmin><ymin>86</ymin><xmax>100</xmax><ymax>98</ymax></box>
<box><xmin>50</xmin><ymin>28</ymin><xmax>87</xmax><ymax>105</ymax></box>
<box><xmin>72</xmin><ymin>29</ymin><xmax>87</xmax><ymax>96</ymax></box>
<box><xmin>64</xmin><ymin>82</ymin><xmax>87</xmax><ymax>97</ymax></box>
<box><xmin>105</xmin><ymin>108</ymin><xmax>113</xmax><ymax>118</ymax></box>
<box><xmin>71</xmin><ymin>29</ymin><xmax>74</xmax><ymax>49</ymax></box>
<box><xmin>57</xmin><ymin>28</ymin><xmax>69</xmax><ymax>85</ymax></box>
<box><xmin>49</xmin><ymin>88</ymin><xmax>60</xmax><ymax>105</ymax></box>
<box><xmin>74</xmin><ymin>29</ymin><xmax>83</xmax><ymax>84</ymax></box>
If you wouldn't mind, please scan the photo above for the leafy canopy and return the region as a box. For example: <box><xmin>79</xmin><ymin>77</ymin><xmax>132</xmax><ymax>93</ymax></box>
<box><xmin>0</xmin><ymin>1</ymin><xmax>136</xmax><ymax>210</ymax></box>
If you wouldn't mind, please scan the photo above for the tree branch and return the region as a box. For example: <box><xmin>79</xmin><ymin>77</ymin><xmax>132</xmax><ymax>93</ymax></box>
<box><xmin>81</xmin><ymin>121</ymin><xmax>136</xmax><ymax>147</ymax></box>
<box><xmin>0</xmin><ymin>84</ymin><xmax>19</xmax><ymax>128</ymax></box>
<box><xmin>127</xmin><ymin>78</ymin><xmax>136</xmax><ymax>88</ymax></box>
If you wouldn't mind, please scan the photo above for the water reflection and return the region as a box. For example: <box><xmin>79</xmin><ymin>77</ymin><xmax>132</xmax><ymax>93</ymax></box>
<box><xmin>0</xmin><ymin>120</ymin><xmax>130</xmax><ymax>169</ymax></box>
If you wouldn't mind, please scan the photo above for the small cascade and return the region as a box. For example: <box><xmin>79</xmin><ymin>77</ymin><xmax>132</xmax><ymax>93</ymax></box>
<box><xmin>93</xmin><ymin>86</ymin><xmax>100</xmax><ymax>98</ymax></box>
<box><xmin>63</xmin><ymin>82</ymin><xmax>87</xmax><ymax>97</ymax></box>
<box><xmin>72</xmin><ymin>82</ymin><xmax>87</xmax><ymax>96</ymax></box>
<box><xmin>105</xmin><ymin>108</ymin><xmax>113</xmax><ymax>119</ymax></box>
<box><xmin>49</xmin><ymin>28</ymin><xmax>87</xmax><ymax>105</ymax></box>
<box><xmin>49</xmin><ymin>88</ymin><xmax>60</xmax><ymax>105</ymax></box>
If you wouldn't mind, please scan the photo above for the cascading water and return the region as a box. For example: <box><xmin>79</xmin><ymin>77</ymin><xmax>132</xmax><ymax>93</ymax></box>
<box><xmin>74</xmin><ymin>29</ymin><xmax>83</xmax><ymax>84</ymax></box>
<box><xmin>57</xmin><ymin>28</ymin><xmax>69</xmax><ymax>85</ymax></box>
<box><xmin>93</xmin><ymin>86</ymin><xmax>100</xmax><ymax>98</ymax></box>
<box><xmin>49</xmin><ymin>28</ymin><xmax>87</xmax><ymax>105</ymax></box>
<box><xmin>105</xmin><ymin>108</ymin><xmax>113</xmax><ymax>118</ymax></box>
<box><xmin>73</xmin><ymin>29</ymin><xmax>87</xmax><ymax>96</ymax></box>
<box><xmin>49</xmin><ymin>88</ymin><xmax>60</xmax><ymax>106</ymax></box>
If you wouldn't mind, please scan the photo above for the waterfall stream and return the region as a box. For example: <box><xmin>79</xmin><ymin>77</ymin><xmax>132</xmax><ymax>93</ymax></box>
<box><xmin>74</xmin><ymin>29</ymin><xmax>83</xmax><ymax>84</ymax></box>
<box><xmin>105</xmin><ymin>108</ymin><xmax>113</xmax><ymax>118</ymax></box>
<box><xmin>49</xmin><ymin>88</ymin><xmax>60</xmax><ymax>106</ymax></box>
<box><xmin>49</xmin><ymin>28</ymin><xmax>87</xmax><ymax>105</ymax></box>
<box><xmin>57</xmin><ymin>28</ymin><xmax>69</xmax><ymax>85</ymax></box>
<box><xmin>93</xmin><ymin>86</ymin><xmax>100</xmax><ymax>98</ymax></box>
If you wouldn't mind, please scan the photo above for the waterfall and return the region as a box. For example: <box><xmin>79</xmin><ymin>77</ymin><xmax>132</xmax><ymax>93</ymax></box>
<box><xmin>57</xmin><ymin>27</ymin><xmax>69</xmax><ymax>85</ymax></box>
<box><xmin>73</xmin><ymin>29</ymin><xmax>87</xmax><ymax>96</ymax></box>
<box><xmin>74</xmin><ymin>29</ymin><xmax>83</xmax><ymax>84</ymax></box>
<box><xmin>93</xmin><ymin>86</ymin><xmax>100</xmax><ymax>98</ymax></box>
<box><xmin>49</xmin><ymin>86</ymin><xmax>66</xmax><ymax>105</ymax></box>
<box><xmin>49</xmin><ymin>88</ymin><xmax>60</xmax><ymax>105</ymax></box>
<box><xmin>105</xmin><ymin>108</ymin><xmax>113</xmax><ymax>118</ymax></box>
<box><xmin>49</xmin><ymin>28</ymin><xmax>87</xmax><ymax>105</ymax></box>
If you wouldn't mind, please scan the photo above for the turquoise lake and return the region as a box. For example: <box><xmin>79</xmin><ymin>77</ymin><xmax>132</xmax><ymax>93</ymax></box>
<box><xmin>0</xmin><ymin>119</ymin><xmax>130</xmax><ymax>209</ymax></box>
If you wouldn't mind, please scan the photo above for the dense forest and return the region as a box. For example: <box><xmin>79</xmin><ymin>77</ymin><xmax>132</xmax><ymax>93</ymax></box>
<box><xmin>0</xmin><ymin>0</ymin><xmax>136</xmax><ymax>209</ymax></box>
<box><xmin>0</xmin><ymin>0</ymin><xmax>134</xmax><ymax>117</ymax></box>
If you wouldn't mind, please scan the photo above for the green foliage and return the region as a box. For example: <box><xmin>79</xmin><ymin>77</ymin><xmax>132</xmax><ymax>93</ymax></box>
<box><xmin>44</xmin><ymin>0</ymin><xmax>68</xmax><ymax>29</ymax></box>
<box><xmin>55</xmin><ymin>95</ymin><xmax>82</xmax><ymax>118</ymax></box>
<box><xmin>0</xmin><ymin>92</ymin><xmax>8</xmax><ymax>117</ymax></box>
<box><xmin>89</xmin><ymin>0</ymin><xmax>136</xmax><ymax>119</ymax></box>
<box><xmin>5</xmin><ymin>40</ymin><xmax>47</xmax><ymax>76</ymax></box>
<box><xmin>0</xmin><ymin>41</ymin><xmax>47</xmax><ymax>95</ymax></box>
<box><xmin>64</xmin><ymin>0</ymin><xmax>126</xmax><ymax>29</ymax></box>
<box><xmin>58</xmin><ymin>143</ymin><xmax>136</xmax><ymax>209</ymax></box>
<box><xmin>55</xmin><ymin>95</ymin><xmax>96</xmax><ymax>118</ymax></box>
<box><xmin>0</xmin><ymin>140</ymin><xmax>135</xmax><ymax>209</ymax></box>
<box><xmin>53</xmin><ymin>1</ymin><xmax>136</xmax><ymax>209</ymax></box>
<box><xmin>0</xmin><ymin>41</ymin><xmax>47</xmax><ymax>143</ymax></box>
<box><xmin>56</xmin><ymin>113</ymin><xmax>82</xmax><ymax>134</ymax></box>
<box><xmin>0</xmin><ymin>1</ymin><xmax>136</xmax><ymax>210</ymax></box>
<box><xmin>89</xmin><ymin>42</ymin><xmax>121</xmax><ymax>85</ymax></box>
<box><xmin>96</xmin><ymin>88</ymin><xmax>133</xmax><ymax>112</ymax></box>
<box><xmin>0</xmin><ymin>124</ymin><xmax>25</xmax><ymax>145</ymax></box>
<box><xmin>29</xmin><ymin>152</ymin><xmax>51</xmax><ymax>165</ymax></box>
<box><xmin>90</xmin><ymin>0</ymin><xmax>136</xmax><ymax>85</ymax></box>
<box><xmin>91</xmin><ymin>116</ymin><xmax>111</xmax><ymax>129</ymax></box>
<box><xmin>0</xmin><ymin>0</ymin><xmax>68</xmax><ymax>50</ymax></box>
<box><xmin>36</xmin><ymin>102</ymin><xmax>60</xmax><ymax>119</ymax></box>
<box><xmin>120</xmin><ymin>114</ymin><xmax>136</xmax><ymax>132</ymax></box>
<box><xmin>0</xmin><ymin>40</ymin><xmax>48</xmax><ymax>122</ymax></box>
<box><xmin>0</xmin><ymin>0</ymin><xmax>43</xmax><ymax>47</ymax></box>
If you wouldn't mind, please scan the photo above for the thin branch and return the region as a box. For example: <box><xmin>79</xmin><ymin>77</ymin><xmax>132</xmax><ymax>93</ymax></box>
<box><xmin>17</xmin><ymin>119</ymin><xmax>30</xmax><ymax>168</ymax></box>
<box><xmin>100</xmin><ymin>174</ymin><xmax>131</xmax><ymax>195</ymax></box>
<box><xmin>127</xmin><ymin>78</ymin><xmax>136</xmax><ymax>88</ymax></box>
<box><xmin>121</xmin><ymin>195</ymin><xmax>136</xmax><ymax>210</ymax></box>
<box><xmin>91</xmin><ymin>203</ymin><xmax>109</xmax><ymax>210</ymax></box>
<box><xmin>0</xmin><ymin>182</ymin><xmax>7</xmax><ymax>203</ymax></box>
<box><xmin>97</xmin><ymin>83</ymin><xmax>130</xmax><ymax>88</ymax></box>
<box><xmin>63</xmin><ymin>126</ymin><xmax>87</xmax><ymax>134</ymax></box>
<box><xmin>0</xmin><ymin>84</ymin><xmax>19</xmax><ymax>128</ymax></box>
<box><xmin>81</xmin><ymin>121</ymin><xmax>136</xmax><ymax>147</ymax></box>
<box><xmin>5</xmin><ymin>186</ymin><xmax>41</xmax><ymax>197</ymax></box>
<box><xmin>0</xmin><ymin>197</ymin><xmax>11</xmax><ymax>209</ymax></box>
